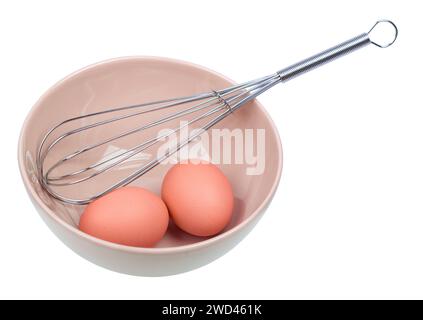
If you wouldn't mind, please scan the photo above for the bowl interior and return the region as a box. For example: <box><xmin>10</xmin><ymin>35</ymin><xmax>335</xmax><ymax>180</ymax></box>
<box><xmin>19</xmin><ymin>57</ymin><xmax>282</xmax><ymax>248</ymax></box>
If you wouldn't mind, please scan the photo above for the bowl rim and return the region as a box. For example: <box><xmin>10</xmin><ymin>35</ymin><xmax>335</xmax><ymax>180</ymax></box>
<box><xmin>18</xmin><ymin>55</ymin><xmax>283</xmax><ymax>255</ymax></box>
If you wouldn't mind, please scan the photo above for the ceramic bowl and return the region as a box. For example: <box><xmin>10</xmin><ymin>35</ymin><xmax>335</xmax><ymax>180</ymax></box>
<box><xmin>18</xmin><ymin>57</ymin><xmax>282</xmax><ymax>276</ymax></box>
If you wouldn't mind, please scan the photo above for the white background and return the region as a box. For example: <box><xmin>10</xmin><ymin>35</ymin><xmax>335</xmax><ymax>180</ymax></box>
<box><xmin>1</xmin><ymin>0</ymin><xmax>422</xmax><ymax>299</ymax></box>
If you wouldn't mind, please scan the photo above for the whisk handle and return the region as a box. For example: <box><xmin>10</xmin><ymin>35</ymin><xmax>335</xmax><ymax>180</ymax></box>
<box><xmin>277</xmin><ymin>20</ymin><xmax>398</xmax><ymax>82</ymax></box>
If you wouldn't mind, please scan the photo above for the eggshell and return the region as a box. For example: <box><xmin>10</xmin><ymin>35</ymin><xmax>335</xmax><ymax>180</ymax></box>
<box><xmin>161</xmin><ymin>161</ymin><xmax>234</xmax><ymax>237</ymax></box>
<box><xmin>79</xmin><ymin>186</ymin><xmax>169</xmax><ymax>247</ymax></box>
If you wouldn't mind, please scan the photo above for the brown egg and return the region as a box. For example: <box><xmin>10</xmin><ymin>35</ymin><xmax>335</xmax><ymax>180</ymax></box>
<box><xmin>79</xmin><ymin>187</ymin><xmax>169</xmax><ymax>247</ymax></box>
<box><xmin>162</xmin><ymin>161</ymin><xmax>234</xmax><ymax>237</ymax></box>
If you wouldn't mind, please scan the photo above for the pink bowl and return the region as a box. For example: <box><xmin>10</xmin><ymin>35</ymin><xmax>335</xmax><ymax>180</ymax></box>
<box><xmin>18</xmin><ymin>57</ymin><xmax>283</xmax><ymax>276</ymax></box>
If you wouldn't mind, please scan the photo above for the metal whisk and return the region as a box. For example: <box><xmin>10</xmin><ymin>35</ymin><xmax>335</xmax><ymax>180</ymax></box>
<box><xmin>37</xmin><ymin>20</ymin><xmax>398</xmax><ymax>205</ymax></box>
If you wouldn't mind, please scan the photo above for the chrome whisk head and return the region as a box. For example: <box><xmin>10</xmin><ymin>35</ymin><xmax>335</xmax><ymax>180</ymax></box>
<box><xmin>36</xmin><ymin>73</ymin><xmax>282</xmax><ymax>205</ymax></box>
